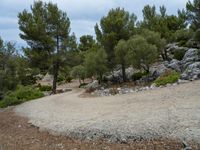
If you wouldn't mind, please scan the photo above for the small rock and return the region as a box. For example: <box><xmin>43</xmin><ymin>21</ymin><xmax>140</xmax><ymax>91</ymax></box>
<box><xmin>117</xmin><ymin>88</ymin><xmax>121</xmax><ymax>91</ymax></box>
<box><xmin>178</xmin><ymin>79</ymin><xmax>189</xmax><ymax>84</ymax></box>
<box><xmin>150</xmin><ymin>83</ymin><xmax>156</xmax><ymax>89</ymax></box>
<box><xmin>121</xmin><ymin>138</ymin><xmax>128</xmax><ymax>144</ymax></box>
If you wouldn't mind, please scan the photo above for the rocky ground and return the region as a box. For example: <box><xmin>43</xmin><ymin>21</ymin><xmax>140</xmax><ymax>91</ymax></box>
<box><xmin>1</xmin><ymin>108</ymin><xmax>200</xmax><ymax>150</ymax></box>
<box><xmin>13</xmin><ymin>80</ymin><xmax>200</xmax><ymax>147</ymax></box>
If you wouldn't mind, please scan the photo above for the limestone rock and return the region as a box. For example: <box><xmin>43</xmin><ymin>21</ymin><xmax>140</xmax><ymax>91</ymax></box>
<box><xmin>181</xmin><ymin>48</ymin><xmax>200</xmax><ymax>69</ymax></box>
<box><xmin>86</xmin><ymin>80</ymin><xmax>100</xmax><ymax>91</ymax></box>
<box><xmin>166</xmin><ymin>59</ymin><xmax>181</xmax><ymax>72</ymax></box>
<box><xmin>181</xmin><ymin>62</ymin><xmax>200</xmax><ymax>80</ymax></box>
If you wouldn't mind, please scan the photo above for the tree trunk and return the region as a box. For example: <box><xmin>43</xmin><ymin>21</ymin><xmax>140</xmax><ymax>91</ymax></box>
<box><xmin>161</xmin><ymin>53</ymin><xmax>166</xmax><ymax>61</ymax></box>
<box><xmin>98</xmin><ymin>73</ymin><xmax>103</xmax><ymax>84</ymax></box>
<box><xmin>52</xmin><ymin>62</ymin><xmax>59</xmax><ymax>94</ymax></box>
<box><xmin>163</xmin><ymin>49</ymin><xmax>170</xmax><ymax>62</ymax></box>
<box><xmin>122</xmin><ymin>63</ymin><xmax>126</xmax><ymax>82</ymax></box>
<box><xmin>52</xmin><ymin>35</ymin><xmax>60</xmax><ymax>94</ymax></box>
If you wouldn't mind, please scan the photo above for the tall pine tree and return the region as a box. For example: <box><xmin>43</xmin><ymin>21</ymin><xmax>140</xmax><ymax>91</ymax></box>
<box><xmin>18</xmin><ymin>1</ymin><xmax>73</xmax><ymax>93</ymax></box>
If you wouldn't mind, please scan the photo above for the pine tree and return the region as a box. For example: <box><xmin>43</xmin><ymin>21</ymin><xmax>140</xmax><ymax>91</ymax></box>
<box><xmin>18</xmin><ymin>1</ymin><xmax>73</xmax><ymax>93</ymax></box>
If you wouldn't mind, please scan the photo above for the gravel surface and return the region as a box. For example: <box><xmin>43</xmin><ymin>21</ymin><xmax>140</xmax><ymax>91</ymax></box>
<box><xmin>15</xmin><ymin>80</ymin><xmax>200</xmax><ymax>143</ymax></box>
<box><xmin>3</xmin><ymin>109</ymin><xmax>195</xmax><ymax>150</ymax></box>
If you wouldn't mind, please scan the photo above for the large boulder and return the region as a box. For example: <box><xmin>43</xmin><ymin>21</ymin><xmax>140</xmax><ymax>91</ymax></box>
<box><xmin>150</xmin><ymin>63</ymin><xmax>170</xmax><ymax>78</ymax></box>
<box><xmin>85</xmin><ymin>80</ymin><xmax>100</xmax><ymax>91</ymax></box>
<box><xmin>125</xmin><ymin>67</ymin><xmax>136</xmax><ymax>80</ymax></box>
<box><xmin>105</xmin><ymin>67</ymin><xmax>137</xmax><ymax>83</ymax></box>
<box><xmin>181</xmin><ymin>48</ymin><xmax>200</xmax><ymax>69</ymax></box>
<box><xmin>165</xmin><ymin>59</ymin><xmax>181</xmax><ymax>72</ymax></box>
<box><xmin>181</xmin><ymin>62</ymin><xmax>200</xmax><ymax>80</ymax></box>
<box><xmin>165</xmin><ymin>43</ymin><xmax>188</xmax><ymax>60</ymax></box>
<box><xmin>106</xmin><ymin>69</ymin><xmax>123</xmax><ymax>83</ymax></box>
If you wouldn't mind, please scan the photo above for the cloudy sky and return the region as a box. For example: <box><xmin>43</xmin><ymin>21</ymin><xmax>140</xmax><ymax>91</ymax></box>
<box><xmin>0</xmin><ymin>0</ymin><xmax>188</xmax><ymax>47</ymax></box>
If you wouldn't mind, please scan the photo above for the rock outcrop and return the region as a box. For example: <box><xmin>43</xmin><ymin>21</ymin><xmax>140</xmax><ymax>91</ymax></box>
<box><xmin>164</xmin><ymin>47</ymin><xmax>200</xmax><ymax>81</ymax></box>
<box><xmin>179</xmin><ymin>48</ymin><xmax>200</xmax><ymax>80</ymax></box>
<box><xmin>85</xmin><ymin>80</ymin><xmax>100</xmax><ymax>91</ymax></box>
<box><xmin>105</xmin><ymin>67</ymin><xmax>137</xmax><ymax>83</ymax></box>
<box><xmin>150</xmin><ymin>63</ymin><xmax>170</xmax><ymax>78</ymax></box>
<box><xmin>181</xmin><ymin>62</ymin><xmax>200</xmax><ymax>80</ymax></box>
<box><xmin>165</xmin><ymin>59</ymin><xmax>181</xmax><ymax>72</ymax></box>
<box><xmin>181</xmin><ymin>48</ymin><xmax>200</xmax><ymax>69</ymax></box>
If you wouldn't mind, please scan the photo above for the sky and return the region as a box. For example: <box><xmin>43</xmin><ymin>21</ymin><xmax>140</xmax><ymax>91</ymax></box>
<box><xmin>0</xmin><ymin>0</ymin><xmax>188</xmax><ymax>47</ymax></box>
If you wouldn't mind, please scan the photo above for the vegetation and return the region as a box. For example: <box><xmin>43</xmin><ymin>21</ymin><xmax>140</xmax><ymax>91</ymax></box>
<box><xmin>115</xmin><ymin>40</ymin><xmax>129</xmax><ymax>82</ymax></box>
<box><xmin>79</xmin><ymin>35</ymin><xmax>95</xmax><ymax>52</ymax></box>
<box><xmin>140</xmin><ymin>5</ymin><xmax>187</xmax><ymax>42</ymax></box>
<box><xmin>1</xmin><ymin>0</ymin><xmax>200</xmax><ymax>107</ymax></box>
<box><xmin>173</xmin><ymin>49</ymin><xmax>186</xmax><ymax>61</ymax></box>
<box><xmin>127</xmin><ymin>35</ymin><xmax>158</xmax><ymax>73</ymax></box>
<box><xmin>174</xmin><ymin>29</ymin><xmax>194</xmax><ymax>46</ymax></box>
<box><xmin>0</xmin><ymin>86</ymin><xmax>44</xmax><ymax>108</ymax></box>
<box><xmin>18</xmin><ymin>1</ymin><xmax>75</xmax><ymax>93</ymax></box>
<box><xmin>132</xmin><ymin>72</ymin><xmax>149</xmax><ymax>81</ymax></box>
<box><xmin>71</xmin><ymin>65</ymin><xmax>86</xmax><ymax>84</ymax></box>
<box><xmin>84</xmin><ymin>48</ymin><xmax>107</xmax><ymax>84</ymax></box>
<box><xmin>95</xmin><ymin>8</ymin><xmax>137</xmax><ymax>70</ymax></box>
<box><xmin>38</xmin><ymin>85</ymin><xmax>52</xmax><ymax>92</ymax></box>
<box><xmin>186</xmin><ymin>0</ymin><xmax>200</xmax><ymax>30</ymax></box>
<box><xmin>65</xmin><ymin>76</ymin><xmax>73</xmax><ymax>83</ymax></box>
<box><xmin>154</xmin><ymin>70</ymin><xmax>180</xmax><ymax>86</ymax></box>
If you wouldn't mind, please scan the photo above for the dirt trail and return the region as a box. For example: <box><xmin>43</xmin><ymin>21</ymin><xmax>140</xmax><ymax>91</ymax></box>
<box><xmin>14</xmin><ymin>80</ymin><xmax>200</xmax><ymax>143</ymax></box>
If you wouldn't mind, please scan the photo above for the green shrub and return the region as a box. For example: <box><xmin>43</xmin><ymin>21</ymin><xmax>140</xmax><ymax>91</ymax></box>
<box><xmin>0</xmin><ymin>91</ymin><xmax>4</xmax><ymax>101</ymax></box>
<box><xmin>173</xmin><ymin>49</ymin><xmax>186</xmax><ymax>60</ymax></box>
<box><xmin>154</xmin><ymin>70</ymin><xmax>180</xmax><ymax>86</ymax></box>
<box><xmin>38</xmin><ymin>85</ymin><xmax>52</xmax><ymax>91</ymax></box>
<box><xmin>66</xmin><ymin>76</ymin><xmax>73</xmax><ymax>83</ymax></box>
<box><xmin>21</xmin><ymin>75</ymin><xmax>37</xmax><ymax>86</ymax></box>
<box><xmin>0</xmin><ymin>86</ymin><xmax>44</xmax><ymax>108</ymax></box>
<box><xmin>132</xmin><ymin>71</ymin><xmax>149</xmax><ymax>81</ymax></box>
<box><xmin>57</xmin><ymin>74</ymin><xmax>65</xmax><ymax>82</ymax></box>
<box><xmin>79</xmin><ymin>83</ymin><xmax>88</xmax><ymax>88</ymax></box>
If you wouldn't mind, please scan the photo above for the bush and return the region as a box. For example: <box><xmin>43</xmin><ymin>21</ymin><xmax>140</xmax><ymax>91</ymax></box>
<box><xmin>174</xmin><ymin>29</ymin><xmax>193</xmax><ymax>46</ymax></box>
<box><xmin>21</xmin><ymin>74</ymin><xmax>37</xmax><ymax>86</ymax></box>
<box><xmin>38</xmin><ymin>85</ymin><xmax>52</xmax><ymax>91</ymax></box>
<box><xmin>132</xmin><ymin>71</ymin><xmax>149</xmax><ymax>81</ymax></box>
<box><xmin>79</xmin><ymin>83</ymin><xmax>88</xmax><ymax>88</ymax></box>
<box><xmin>66</xmin><ymin>76</ymin><xmax>73</xmax><ymax>83</ymax></box>
<box><xmin>57</xmin><ymin>74</ymin><xmax>65</xmax><ymax>83</ymax></box>
<box><xmin>154</xmin><ymin>70</ymin><xmax>180</xmax><ymax>86</ymax></box>
<box><xmin>0</xmin><ymin>86</ymin><xmax>44</xmax><ymax>108</ymax></box>
<box><xmin>173</xmin><ymin>49</ymin><xmax>186</xmax><ymax>60</ymax></box>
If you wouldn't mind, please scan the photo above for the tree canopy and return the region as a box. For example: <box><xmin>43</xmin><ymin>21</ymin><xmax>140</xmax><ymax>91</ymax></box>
<box><xmin>127</xmin><ymin>35</ymin><xmax>158</xmax><ymax>72</ymax></box>
<box><xmin>95</xmin><ymin>7</ymin><xmax>137</xmax><ymax>70</ymax></box>
<box><xmin>186</xmin><ymin>0</ymin><xmax>200</xmax><ymax>30</ymax></box>
<box><xmin>18</xmin><ymin>1</ymin><xmax>74</xmax><ymax>93</ymax></box>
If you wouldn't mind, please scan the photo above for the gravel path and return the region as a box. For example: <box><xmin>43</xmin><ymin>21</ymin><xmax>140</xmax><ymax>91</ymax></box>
<box><xmin>15</xmin><ymin>80</ymin><xmax>200</xmax><ymax>143</ymax></box>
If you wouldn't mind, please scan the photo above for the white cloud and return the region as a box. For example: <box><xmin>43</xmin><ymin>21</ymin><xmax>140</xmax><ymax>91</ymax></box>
<box><xmin>0</xmin><ymin>0</ymin><xmax>189</xmax><ymax>45</ymax></box>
